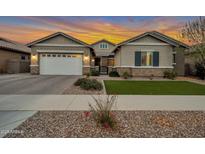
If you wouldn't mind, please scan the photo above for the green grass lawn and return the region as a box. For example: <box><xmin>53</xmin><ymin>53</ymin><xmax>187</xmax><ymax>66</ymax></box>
<box><xmin>104</xmin><ymin>80</ymin><xmax>205</xmax><ymax>95</ymax></box>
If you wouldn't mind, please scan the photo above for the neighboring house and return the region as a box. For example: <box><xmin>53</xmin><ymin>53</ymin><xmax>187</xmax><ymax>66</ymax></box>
<box><xmin>0</xmin><ymin>37</ymin><xmax>31</xmax><ymax>74</ymax></box>
<box><xmin>28</xmin><ymin>31</ymin><xmax>189</xmax><ymax>76</ymax></box>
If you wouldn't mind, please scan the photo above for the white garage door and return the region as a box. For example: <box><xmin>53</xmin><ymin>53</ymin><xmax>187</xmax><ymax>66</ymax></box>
<box><xmin>40</xmin><ymin>54</ymin><xmax>82</xmax><ymax>75</ymax></box>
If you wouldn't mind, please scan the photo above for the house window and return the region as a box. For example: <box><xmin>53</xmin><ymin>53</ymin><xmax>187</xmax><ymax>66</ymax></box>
<box><xmin>99</xmin><ymin>43</ymin><xmax>108</xmax><ymax>49</ymax></box>
<box><xmin>141</xmin><ymin>52</ymin><xmax>153</xmax><ymax>66</ymax></box>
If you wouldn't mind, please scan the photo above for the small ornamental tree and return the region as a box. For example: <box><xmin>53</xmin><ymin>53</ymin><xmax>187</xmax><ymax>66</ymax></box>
<box><xmin>181</xmin><ymin>17</ymin><xmax>205</xmax><ymax>79</ymax></box>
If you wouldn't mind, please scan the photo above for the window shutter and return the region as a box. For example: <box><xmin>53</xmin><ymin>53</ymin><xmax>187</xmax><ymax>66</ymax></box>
<box><xmin>135</xmin><ymin>51</ymin><xmax>141</xmax><ymax>66</ymax></box>
<box><xmin>153</xmin><ymin>51</ymin><xmax>159</xmax><ymax>66</ymax></box>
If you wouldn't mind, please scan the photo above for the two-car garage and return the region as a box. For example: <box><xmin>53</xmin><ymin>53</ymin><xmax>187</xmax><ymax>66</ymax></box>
<box><xmin>28</xmin><ymin>32</ymin><xmax>93</xmax><ymax>75</ymax></box>
<box><xmin>39</xmin><ymin>53</ymin><xmax>83</xmax><ymax>75</ymax></box>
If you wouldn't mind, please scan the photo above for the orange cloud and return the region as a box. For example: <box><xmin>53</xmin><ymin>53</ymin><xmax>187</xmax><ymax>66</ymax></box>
<box><xmin>0</xmin><ymin>17</ymin><xmax>190</xmax><ymax>45</ymax></box>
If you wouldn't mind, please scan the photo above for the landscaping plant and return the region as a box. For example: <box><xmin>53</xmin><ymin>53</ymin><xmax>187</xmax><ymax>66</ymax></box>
<box><xmin>163</xmin><ymin>70</ymin><xmax>177</xmax><ymax>80</ymax></box>
<box><xmin>195</xmin><ymin>63</ymin><xmax>205</xmax><ymax>80</ymax></box>
<box><xmin>89</xmin><ymin>95</ymin><xmax>117</xmax><ymax>129</ymax></box>
<box><xmin>90</xmin><ymin>70</ymin><xmax>100</xmax><ymax>76</ymax></box>
<box><xmin>109</xmin><ymin>71</ymin><xmax>120</xmax><ymax>77</ymax></box>
<box><xmin>122</xmin><ymin>71</ymin><xmax>130</xmax><ymax>79</ymax></box>
<box><xmin>74</xmin><ymin>78</ymin><xmax>103</xmax><ymax>90</ymax></box>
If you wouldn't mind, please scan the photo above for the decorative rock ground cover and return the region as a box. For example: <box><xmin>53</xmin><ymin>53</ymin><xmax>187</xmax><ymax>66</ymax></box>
<box><xmin>4</xmin><ymin>111</ymin><xmax>205</xmax><ymax>138</ymax></box>
<box><xmin>63</xmin><ymin>84</ymin><xmax>104</xmax><ymax>95</ymax></box>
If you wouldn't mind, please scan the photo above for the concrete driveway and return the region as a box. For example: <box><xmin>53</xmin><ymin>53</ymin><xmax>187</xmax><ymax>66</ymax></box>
<box><xmin>0</xmin><ymin>74</ymin><xmax>80</xmax><ymax>94</ymax></box>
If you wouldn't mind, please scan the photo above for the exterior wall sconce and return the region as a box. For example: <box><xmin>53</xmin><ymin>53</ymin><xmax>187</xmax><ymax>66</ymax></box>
<box><xmin>84</xmin><ymin>55</ymin><xmax>89</xmax><ymax>61</ymax></box>
<box><xmin>31</xmin><ymin>54</ymin><xmax>37</xmax><ymax>60</ymax></box>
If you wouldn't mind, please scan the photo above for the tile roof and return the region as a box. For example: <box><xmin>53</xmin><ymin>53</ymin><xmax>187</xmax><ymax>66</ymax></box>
<box><xmin>0</xmin><ymin>37</ymin><xmax>31</xmax><ymax>53</ymax></box>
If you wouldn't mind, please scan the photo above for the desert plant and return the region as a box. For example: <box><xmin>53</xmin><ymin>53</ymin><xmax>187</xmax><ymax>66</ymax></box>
<box><xmin>122</xmin><ymin>71</ymin><xmax>130</xmax><ymax>79</ymax></box>
<box><xmin>109</xmin><ymin>71</ymin><xmax>120</xmax><ymax>77</ymax></box>
<box><xmin>163</xmin><ymin>70</ymin><xmax>177</xmax><ymax>80</ymax></box>
<box><xmin>90</xmin><ymin>70</ymin><xmax>100</xmax><ymax>76</ymax></box>
<box><xmin>89</xmin><ymin>95</ymin><xmax>117</xmax><ymax>129</ymax></box>
<box><xmin>195</xmin><ymin>63</ymin><xmax>205</xmax><ymax>80</ymax></box>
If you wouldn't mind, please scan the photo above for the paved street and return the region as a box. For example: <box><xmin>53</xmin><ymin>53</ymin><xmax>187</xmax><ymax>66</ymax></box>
<box><xmin>0</xmin><ymin>111</ymin><xmax>36</xmax><ymax>137</ymax></box>
<box><xmin>0</xmin><ymin>74</ymin><xmax>80</xmax><ymax>94</ymax></box>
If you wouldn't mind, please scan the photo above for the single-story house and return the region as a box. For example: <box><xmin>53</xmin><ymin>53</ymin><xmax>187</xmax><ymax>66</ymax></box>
<box><xmin>0</xmin><ymin>37</ymin><xmax>31</xmax><ymax>74</ymax></box>
<box><xmin>27</xmin><ymin>31</ymin><xmax>189</xmax><ymax>76</ymax></box>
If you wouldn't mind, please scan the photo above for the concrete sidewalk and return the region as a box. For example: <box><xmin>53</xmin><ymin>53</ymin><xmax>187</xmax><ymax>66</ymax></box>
<box><xmin>0</xmin><ymin>95</ymin><xmax>205</xmax><ymax>111</ymax></box>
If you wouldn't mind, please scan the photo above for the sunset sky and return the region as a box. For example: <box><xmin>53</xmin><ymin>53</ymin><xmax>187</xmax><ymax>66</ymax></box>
<box><xmin>0</xmin><ymin>16</ymin><xmax>198</xmax><ymax>45</ymax></box>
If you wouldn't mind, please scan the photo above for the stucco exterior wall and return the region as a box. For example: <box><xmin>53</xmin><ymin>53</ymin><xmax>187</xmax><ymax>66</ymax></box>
<box><xmin>92</xmin><ymin>41</ymin><xmax>115</xmax><ymax>56</ymax></box>
<box><xmin>174</xmin><ymin>49</ymin><xmax>185</xmax><ymax>76</ymax></box>
<box><xmin>38</xmin><ymin>35</ymin><xmax>80</xmax><ymax>45</ymax></box>
<box><xmin>115</xmin><ymin>45</ymin><xmax>173</xmax><ymax>67</ymax></box>
<box><xmin>130</xmin><ymin>35</ymin><xmax>165</xmax><ymax>43</ymax></box>
<box><xmin>0</xmin><ymin>49</ymin><xmax>30</xmax><ymax>73</ymax></box>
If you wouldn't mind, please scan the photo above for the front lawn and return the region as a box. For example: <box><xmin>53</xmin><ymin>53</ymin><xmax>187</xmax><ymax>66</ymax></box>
<box><xmin>104</xmin><ymin>80</ymin><xmax>205</xmax><ymax>95</ymax></box>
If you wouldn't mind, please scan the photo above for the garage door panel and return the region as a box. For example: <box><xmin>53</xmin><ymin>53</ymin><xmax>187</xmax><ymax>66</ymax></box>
<box><xmin>40</xmin><ymin>54</ymin><xmax>82</xmax><ymax>75</ymax></box>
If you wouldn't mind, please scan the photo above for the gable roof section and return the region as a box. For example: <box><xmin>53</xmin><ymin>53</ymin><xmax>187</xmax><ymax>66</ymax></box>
<box><xmin>27</xmin><ymin>32</ymin><xmax>91</xmax><ymax>48</ymax></box>
<box><xmin>91</xmin><ymin>39</ymin><xmax>116</xmax><ymax>46</ymax></box>
<box><xmin>117</xmin><ymin>31</ymin><xmax>189</xmax><ymax>48</ymax></box>
<box><xmin>0</xmin><ymin>37</ymin><xmax>31</xmax><ymax>53</ymax></box>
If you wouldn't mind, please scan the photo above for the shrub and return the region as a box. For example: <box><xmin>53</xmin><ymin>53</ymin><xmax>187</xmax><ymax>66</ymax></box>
<box><xmin>74</xmin><ymin>78</ymin><xmax>87</xmax><ymax>86</ymax></box>
<box><xmin>163</xmin><ymin>70</ymin><xmax>177</xmax><ymax>80</ymax></box>
<box><xmin>122</xmin><ymin>71</ymin><xmax>130</xmax><ymax>79</ymax></box>
<box><xmin>89</xmin><ymin>95</ymin><xmax>117</xmax><ymax>129</ymax></box>
<box><xmin>109</xmin><ymin>71</ymin><xmax>120</xmax><ymax>77</ymax></box>
<box><xmin>75</xmin><ymin>78</ymin><xmax>103</xmax><ymax>90</ymax></box>
<box><xmin>195</xmin><ymin>63</ymin><xmax>205</xmax><ymax>80</ymax></box>
<box><xmin>149</xmin><ymin>74</ymin><xmax>154</xmax><ymax>80</ymax></box>
<box><xmin>90</xmin><ymin>70</ymin><xmax>100</xmax><ymax>76</ymax></box>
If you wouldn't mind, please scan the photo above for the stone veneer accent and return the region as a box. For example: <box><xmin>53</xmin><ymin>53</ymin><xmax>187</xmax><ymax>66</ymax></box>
<box><xmin>116</xmin><ymin>67</ymin><xmax>173</xmax><ymax>77</ymax></box>
<box><xmin>30</xmin><ymin>65</ymin><xmax>39</xmax><ymax>75</ymax></box>
<box><xmin>83</xmin><ymin>67</ymin><xmax>90</xmax><ymax>75</ymax></box>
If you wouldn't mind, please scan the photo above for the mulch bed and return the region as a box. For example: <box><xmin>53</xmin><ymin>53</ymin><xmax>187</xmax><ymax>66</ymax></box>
<box><xmin>4</xmin><ymin>111</ymin><xmax>205</xmax><ymax>138</ymax></box>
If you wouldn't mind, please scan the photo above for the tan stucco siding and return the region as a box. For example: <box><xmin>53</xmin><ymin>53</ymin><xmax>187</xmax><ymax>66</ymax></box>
<box><xmin>114</xmin><ymin>49</ymin><xmax>121</xmax><ymax>66</ymax></box>
<box><xmin>38</xmin><ymin>35</ymin><xmax>81</xmax><ymax>45</ymax></box>
<box><xmin>174</xmin><ymin>48</ymin><xmax>185</xmax><ymax>76</ymax></box>
<box><xmin>130</xmin><ymin>35</ymin><xmax>165</xmax><ymax>43</ymax></box>
<box><xmin>0</xmin><ymin>49</ymin><xmax>30</xmax><ymax>73</ymax></box>
<box><xmin>115</xmin><ymin>45</ymin><xmax>173</xmax><ymax>67</ymax></box>
<box><xmin>30</xmin><ymin>46</ymin><xmax>91</xmax><ymax>66</ymax></box>
<box><xmin>92</xmin><ymin>41</ymin><xmax>115</xmax><ymax>56</ymax></box>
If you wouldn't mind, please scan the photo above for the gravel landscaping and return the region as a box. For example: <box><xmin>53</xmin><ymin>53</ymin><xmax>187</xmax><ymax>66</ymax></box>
<box><xmin>63</xmin><ymin>84</ymin><xmax>104</xmax><ymax>94</ymax></box>
<box><xmin>4</xmin><ymin>111</ymin><xmax>205</xmax><ymax>138</ymax></box>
